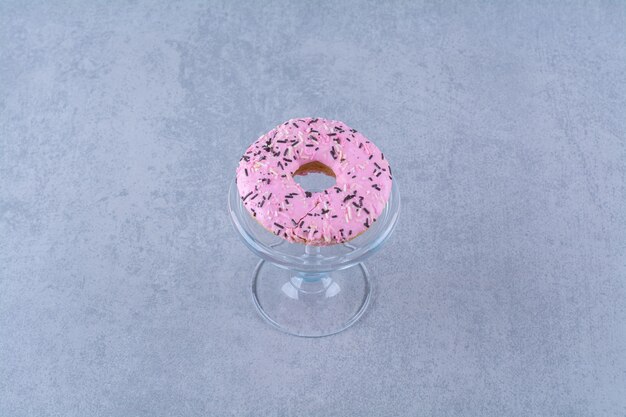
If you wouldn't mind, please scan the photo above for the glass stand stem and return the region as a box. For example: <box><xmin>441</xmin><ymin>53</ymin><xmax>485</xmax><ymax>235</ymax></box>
<box><xmin>278</xmin><ymin>245</ymin><xmax>338</xmax><ymax>298</ymax></box>
<box><xmin>299</xmin><ymin>245</ymin><xmax>326</xmax><ymax>282</ymax></box>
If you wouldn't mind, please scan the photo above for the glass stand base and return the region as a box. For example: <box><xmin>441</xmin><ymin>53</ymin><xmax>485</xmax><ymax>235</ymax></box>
<box><xmin>251</xmin><ymin>260</ymin><xmax>372</xmax><ymax>337</ymax></box>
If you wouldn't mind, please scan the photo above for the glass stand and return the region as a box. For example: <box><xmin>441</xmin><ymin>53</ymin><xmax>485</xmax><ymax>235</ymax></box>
<box><xmin>228</xmin><ymin>180</ymin><xmax>400</xmax><ymax>337</ymax></box>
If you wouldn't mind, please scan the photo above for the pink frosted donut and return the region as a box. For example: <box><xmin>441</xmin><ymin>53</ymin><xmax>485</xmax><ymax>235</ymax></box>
<box><xmin>236</xmin><ymin>117</ymin><xmax>393</xmax><ymax>246</ymax></box>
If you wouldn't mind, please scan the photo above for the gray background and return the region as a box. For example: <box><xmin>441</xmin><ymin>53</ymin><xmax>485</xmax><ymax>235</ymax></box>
<box><xmin>1</xmin><ymin>1</ymin><xmax>625</xmax><ymax>416</ymax></box>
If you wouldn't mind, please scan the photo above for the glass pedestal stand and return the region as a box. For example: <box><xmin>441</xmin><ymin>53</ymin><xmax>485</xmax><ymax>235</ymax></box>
<box><xmin>228</xmin><ymin>180</ymin><xmax>400</xmax><ymax>337</ymax></box>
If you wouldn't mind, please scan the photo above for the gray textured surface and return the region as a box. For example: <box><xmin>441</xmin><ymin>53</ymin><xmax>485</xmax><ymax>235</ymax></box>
<box><xmin>1</xmin><ymin>1</ymin><xmax>626</xmax><ymax>416</ymax></box>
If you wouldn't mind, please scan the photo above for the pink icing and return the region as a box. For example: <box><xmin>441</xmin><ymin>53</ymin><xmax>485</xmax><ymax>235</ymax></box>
<box><xmin>236</xmin><ymin>117</ymin><xmax>393</xmax><ymax>246</ymax></box>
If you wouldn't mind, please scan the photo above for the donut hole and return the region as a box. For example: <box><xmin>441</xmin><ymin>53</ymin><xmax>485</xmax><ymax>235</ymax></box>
<box><xmin>293</xmin><ymin>161</ymin><xmax>336</xmax><ymax>193</ymax></box>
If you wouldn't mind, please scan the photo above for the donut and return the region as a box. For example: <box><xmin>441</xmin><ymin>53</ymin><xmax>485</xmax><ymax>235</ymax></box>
<box><xmin>235</xmin><ymin>118</ymin><xmax>393</xmax><ymax>246</ymax></box>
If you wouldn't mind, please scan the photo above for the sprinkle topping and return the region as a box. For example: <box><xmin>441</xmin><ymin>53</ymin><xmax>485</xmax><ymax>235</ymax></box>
<box><xmin>236</xmin><ymin>117</ymin><xmax>392</xmax><ymax>245</ymax></box>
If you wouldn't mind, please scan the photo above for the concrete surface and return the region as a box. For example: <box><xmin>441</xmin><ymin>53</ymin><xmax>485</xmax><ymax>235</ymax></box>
<box><xmin>1</xmin><ymin>1</ymin><xmax>625</xmax><ymax>416</ymax></box>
